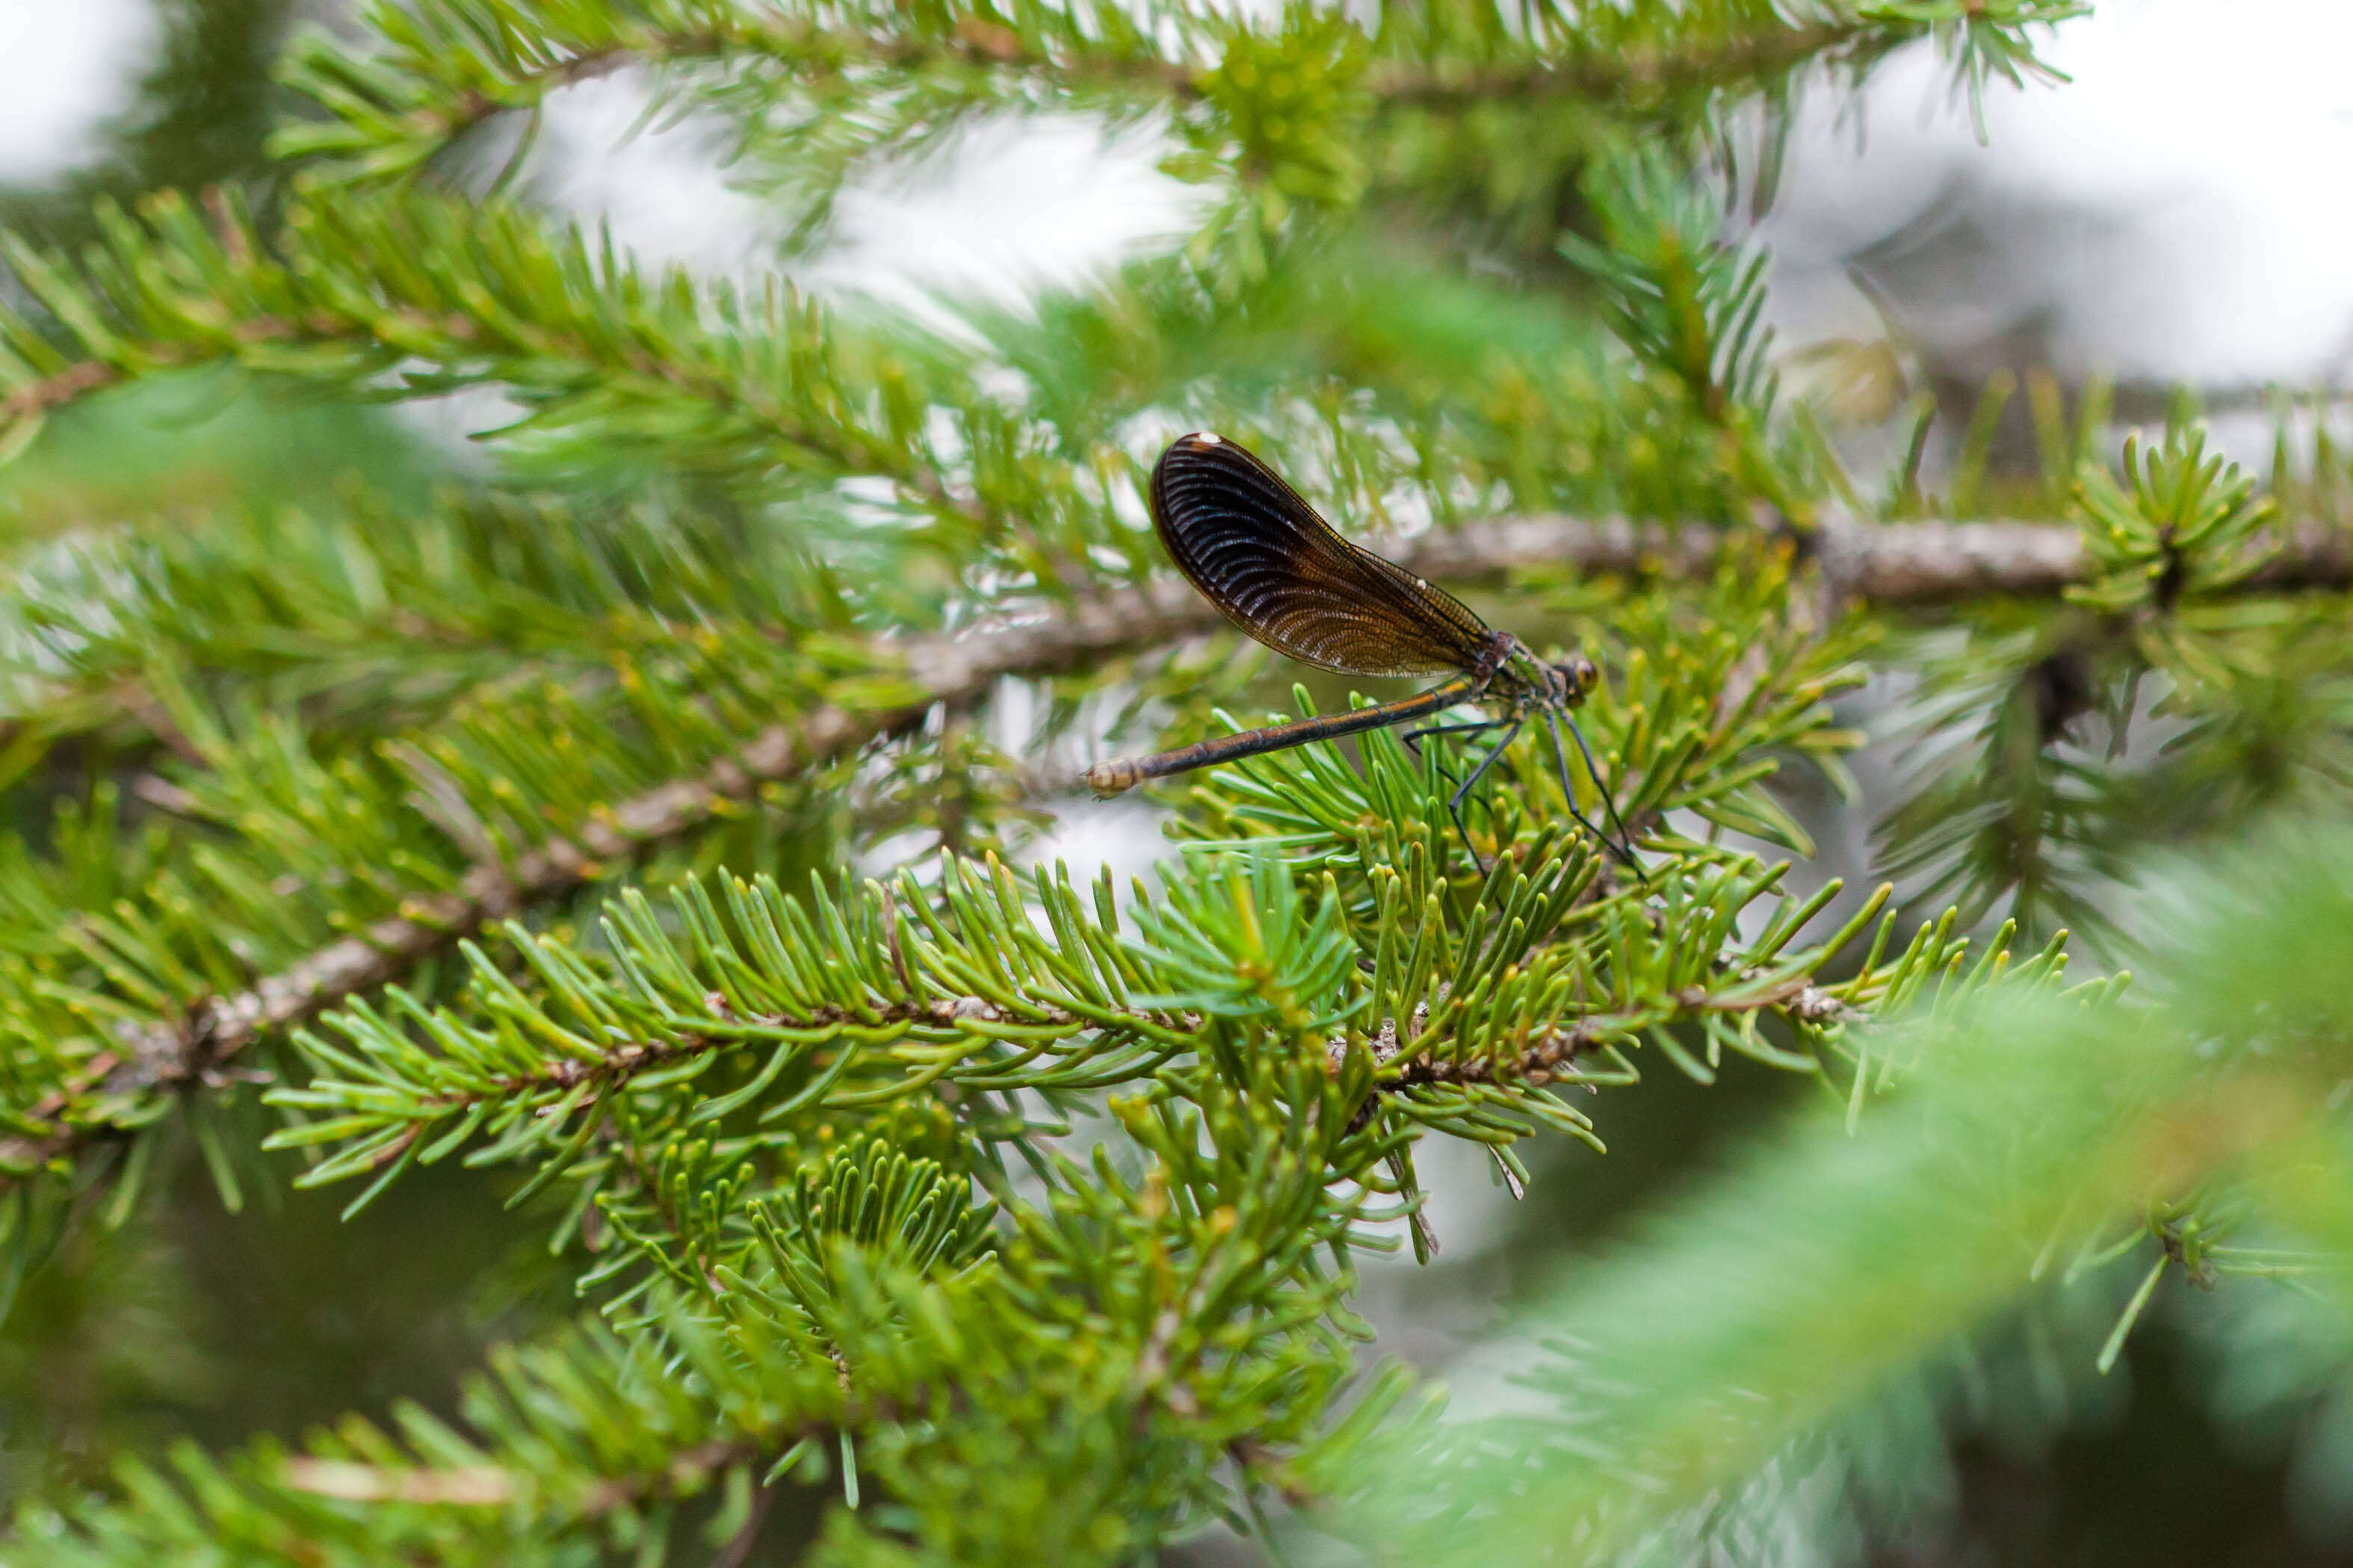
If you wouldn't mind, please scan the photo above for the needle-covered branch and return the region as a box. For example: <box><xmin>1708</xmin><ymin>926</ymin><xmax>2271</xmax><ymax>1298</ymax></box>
<box><xmin>1331</xmin><ymin>820</ymin><xmax>2353</xmax><ymax>1568</ymax></box>
<box><xmin>82</xmin><ymin>706</ymin><xmax>2046</xmax><ymax>1564</ymax></box>
<box><xmin>10</xmin><ymin>4</ymin><xmax>2352</xmax><ymax>1562</ymax></box>
<box><xmin>275</xmin><ymin>0</ymin><xmax>1204</xmax><ymax>190</ymax></box>
<box><xmin>258</xmin><ymin>840</ymin><xmax>1944</xmax><ymax>1203</ymax></box>
<box><xmin>271</xmin><ymin>0</ymin><xmax>2083</xmax><ymax>242</ymax></box>
<box><xmin>15</xmin><ymin>1082</ymin><xmax>1390</xmax><ymax>1567</ymax></box>
<box><xmin>1365</xmin><ymin>0</ymin><xmax>2081</xmax><ymax>102</ymax></box>
<box><xmin>1874</xmin><ymin>426</ymin><xmax>2353</xmax><ymax>946</ymax></box>
<box><xmin>0</xmin><ymin>490</ymin><xmax>2305</xmax><ymax>1204</ymax></box>
<box><xmin>250</xmin><ymin>555</ymin><xmax>1989</xmax><ymax>1236</ymax></box>
<box><xmin>0</xmin><ymin>187</ymin><xmax>991</xmax><ymax>527</ymax></box>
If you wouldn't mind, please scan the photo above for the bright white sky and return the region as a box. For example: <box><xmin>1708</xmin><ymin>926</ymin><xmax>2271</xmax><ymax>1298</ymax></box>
<box><xmin>0</xmin><ymin>0</ymin><xmax>161</xmax><ymax>187</ymax></box>
<box><xmin>8</xmin><ymin>0</ymin><xmax>2350</xmax><ymax>394</ymax></box>
<box><xmin>522</xmin><ymin>71</ymin><xmax>1202</xmax><ymax>326</ymax></box>
<box><xmin>1760</xmin><ymin>0</ymin><xmax>2353</xmax><ymax>388</ymax></box>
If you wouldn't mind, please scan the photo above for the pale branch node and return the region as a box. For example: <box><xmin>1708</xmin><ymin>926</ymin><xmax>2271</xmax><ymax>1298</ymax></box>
<box><xmin>52</xmin><ymin>508</ymin><xmax>2322</xmax><ymax>1123</ymax></box>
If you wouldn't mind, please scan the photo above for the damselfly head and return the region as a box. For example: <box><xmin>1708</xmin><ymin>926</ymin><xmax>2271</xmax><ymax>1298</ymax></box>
<box><xmin>1553</xmin><ymin>654</ymin><xmax>1598</xmax><ymax>706</ymax></box>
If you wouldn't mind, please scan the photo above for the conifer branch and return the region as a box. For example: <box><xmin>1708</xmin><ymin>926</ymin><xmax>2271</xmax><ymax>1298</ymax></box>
<box><xmin>11</xmin><ymin>4</ymin><xmax>2334</xmax><ymax>1562</ymax></box>
<box><xmin>1339</xmin><ymin>822</ymin><xmax>2353</xmax><ymax>1563</ymax></box>
<box><xmin>4</xmin><ymin>248</ymin><xmax>2327</xmax><ymax>608</ymax></box>
<box><xmin>274</xmin><ymin>0</ymin><xmax>2080</xmax><ymax>205</ymax></box>
<box><xmin>6</xmin><ymin>501</ymin><xmax>2323</xmax><ymax>1180</ymax></box>
<box><xmin>1379</xmin><ymin>977</ymin><xmax>1849</xmax><ymax>1095</ymax></box>
<box><xmin>12</xmin><ymin>705</ymin><xmax>887</xmax><ymax>1144</ymax></box>
<box><xmin>1371</xmin><ymin>0</ymin><xmax>2082</xmax><ymax>107</ymax></box>
<box><xmin>276</xmin><ymin>0</ymin><xmax>1201</xmax><ymax>188</ymax></box>
<box><xmin>1367</xmin><ymin>511</ymin><xmax>2351</xmax><ymax>605</ymax></box>
<box><xmin>16</xmin><ymin>1038</ymin><xmax>1393</xmax><ymax>1567</ymax></box>
<box><xmin>1367</xmin><ymin>19</ymin><xmax>1883</xmax><ymax>106</ymax></box>
<box><xmin>0</xmin><ymin>187</ymin><xmax>996</xmax><ymax>528</ymax></box>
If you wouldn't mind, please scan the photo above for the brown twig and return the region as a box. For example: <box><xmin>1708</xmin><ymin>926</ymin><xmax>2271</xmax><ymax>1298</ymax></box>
<box><xmin>489</xmin><ymin>992</ymin><xmax>1088</xmax><ymax>1105</ymax></box>
<box><xmin>1370</xmin><ymin>977</ymin><xmax>1851</xmax><ymax>1095</ymax></box>
<box><xmin>0</xmin><ymin>360</ymin><xmax>118</xmax><ymax>429</ymax></box>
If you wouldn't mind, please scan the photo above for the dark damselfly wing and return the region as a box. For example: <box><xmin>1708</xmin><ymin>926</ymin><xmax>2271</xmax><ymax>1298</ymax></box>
<box><xmin>1149</xmin><ymin>433</ymin><xmax>1495</xmax><ymax>678</ymax></box>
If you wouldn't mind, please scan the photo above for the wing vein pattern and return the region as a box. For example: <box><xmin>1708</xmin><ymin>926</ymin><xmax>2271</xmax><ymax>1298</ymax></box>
<box><xmin>1148</xmin><ymin>435</ymin><xmax>1494</xmax><ymax>678</ymax></box>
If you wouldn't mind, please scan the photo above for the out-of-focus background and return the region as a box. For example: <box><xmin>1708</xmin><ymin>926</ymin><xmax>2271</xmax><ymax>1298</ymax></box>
<box><xmin>6</xmin><ymin>1</ymin><xmax>2353</xmax><ymax>1560</ymax></box>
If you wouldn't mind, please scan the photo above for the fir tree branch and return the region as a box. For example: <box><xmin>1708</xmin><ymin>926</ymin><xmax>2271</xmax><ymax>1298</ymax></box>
<box><xmin>1370</xmin><ymin>0</ymin><xmax>2081</xmax><ymax>107</ymax></box>
<box><xmin>22</xmin><ymin>185</ymin><xmax>2335</xmax><ymax>619</ymax></box>
<box><xmin>0</xmin><ymin>586</ymin><xmax>1210</xmax><ymax>1181</ymax></box>
<box><xmin>275</xmin><ymin>0</ymin><xmax>2078</xmax><ymax>213</ymax></box>
<box><xmin>250</xmin><ymin>798</ymin><xmax>1976</xmax><ymax>1230</ymax></box>
<box><xmin>1379</xmin><ymin>510</ymin><xmax>2349</xmax><ymax>604</ymax></box>
<box><xmin>16</xmin><ymin>828</ymin><xmax>2051</xmax><ymax>1560</ymax></box>
<box><xmin>1335</xmin><ymin>818</ymin><xmax>2353</xmax><ymax>1566</ymax></box>
<box><xmin>14</xmin><ymin>5</ymin><xmax>2328</xmax><ymax>1561</ymax></box>
<box><xmin>1367</xmin><ymin>18</ymin><xmax>1883</xmax><ymax>106</ymax></box>
<box><xmin>1377</xmin><ymin>976</ymin><xmax>1849</xmax><ymax>1096</ymax></box>
<box><xmin>273</xmin><ymin>0</ymin><xmax>1208</xmax><ymax>206</ymax></box>
<box><xmin>0</xmin><ymin>702</ymin><xmax>884</xmax><ymax>1168</ymax></box>
<box><xmin>13</xmin><ymin>1050</ymin><xmax>1387</xmax><ymax>1567</ymax></box>
<box><xmin>4</xmin><ymin>502</ymin><xmax>2324</xmax><ymax>1186</ymax></box>
<box><xmin>0</xmin><ymin>187</ymin><xmax>995</xmax><ymax>528</ymax></box>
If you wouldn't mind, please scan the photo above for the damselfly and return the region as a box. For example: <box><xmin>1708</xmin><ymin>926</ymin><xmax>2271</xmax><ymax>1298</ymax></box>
<box><xmin>1086</xmin><ymin>433</ymin><xmax>1637</xmax><ymax>871</ymax></box>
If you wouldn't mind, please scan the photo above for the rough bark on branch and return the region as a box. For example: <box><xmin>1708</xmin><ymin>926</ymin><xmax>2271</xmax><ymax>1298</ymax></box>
<box><xmin>1411</xmin><ymin>511</ymin><xmax>2350</xmax><ymax>601</ymax></box>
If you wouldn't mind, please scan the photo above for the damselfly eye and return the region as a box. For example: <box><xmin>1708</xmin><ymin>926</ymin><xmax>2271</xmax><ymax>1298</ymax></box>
<box><xmin>1557</xmin><ymin>656</ymin><xmax>1598</xmax><ymax>695</ymax></box>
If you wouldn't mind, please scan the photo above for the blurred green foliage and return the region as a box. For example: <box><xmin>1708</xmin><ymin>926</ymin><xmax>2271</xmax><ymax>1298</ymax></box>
<box><xmin>2</xmin><ymin>3</ymin><xmax>2352</xmax><ymax>1567</ymax></box>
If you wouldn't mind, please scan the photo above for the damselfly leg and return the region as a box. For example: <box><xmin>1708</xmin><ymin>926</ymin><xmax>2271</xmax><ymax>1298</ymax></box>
<box><xmin>1545</xmin><ymin>709</ymin><xmax>1642</xmax><ymax>875</ymax></box>
<box><xmin>1400</xmin><ymin>718</ymin><xmax>1510</xmax><ymax>756</ymax></box>
<box><xmin>1443</xmin><ymin>719</ymin><xmax>1524</xmax><ymax>874</ymax></box>
<box><xmin>1400</xmin><ymin>717</ymin><xmax>1512</xmax><ymax>869</ymax></box>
